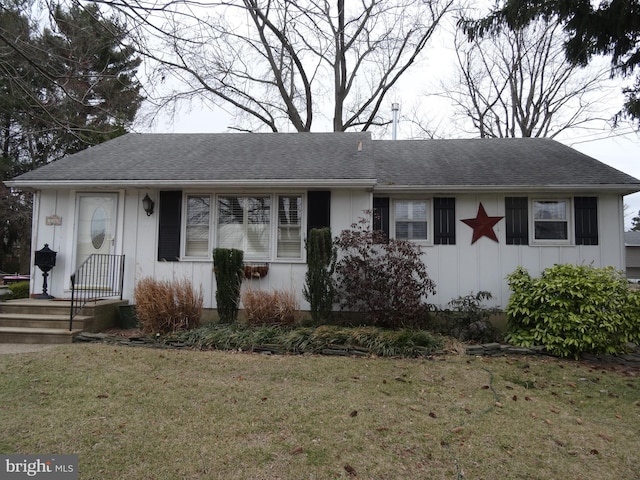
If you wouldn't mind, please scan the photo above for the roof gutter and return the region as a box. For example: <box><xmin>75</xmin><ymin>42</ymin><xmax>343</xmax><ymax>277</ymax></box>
<box><xmin>373</xmin><ymin>184</ymin><xmax>640</xmax><ymax>195</ymax></box>
<box><xmin>5</xmin><ymin>178</ymin><xmax>378</xmax><ymax>190</ymax></box>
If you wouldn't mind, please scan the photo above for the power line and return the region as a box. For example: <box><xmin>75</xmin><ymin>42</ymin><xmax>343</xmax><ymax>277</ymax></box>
<box><xmin>565</xmin><ymin>127</ymin><xmax>640</xmax><ymax>146</ymax></box>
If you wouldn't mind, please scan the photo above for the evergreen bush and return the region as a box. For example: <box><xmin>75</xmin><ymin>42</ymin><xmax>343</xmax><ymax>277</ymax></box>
<box><xmin>7</xmin><ymin>281</ymin><xmax>30</xmax><ymax>299</ymax></box>
<box><xmin>506</xmin><ymin>264</ymin><xmax>640</xmax><ymax>358</ymax></box>
<box><xmin>213</xmin><ymin>248</ymin><xmax>244</xmax><ymax>323</ymax></box>
<box><xmin>303</xmin><ymin>227</ymin><xmax>336</xmax><ymax>322</ymax></box>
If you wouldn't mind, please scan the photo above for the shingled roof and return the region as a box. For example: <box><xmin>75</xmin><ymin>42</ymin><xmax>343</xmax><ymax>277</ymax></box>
<box><xmin>7</xmin><ymin>132</ymin><xmax>375</xmax><ymax>187</ymax></box>
<box><xmin>372</xmin><ymin>137</ymin><xmax>640</xmax><ymax>192</ymax></box>
<box><xmin>7</xmin><ymin>133</ymin><xmax>640</xmax><ymax>193</ymax></box>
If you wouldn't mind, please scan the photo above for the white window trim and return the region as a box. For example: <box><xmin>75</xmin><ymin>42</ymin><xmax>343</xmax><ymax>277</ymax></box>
<box><xmin>275</xmin><ymin>193</ymin><xmax>305</xmax><ymax>261</ymax></box>
<box><xmin>216</xmin><ymin>194</ymin><xmax>273</xmax><ymax>262</ymax></box>
<box><xmin>530</xmin><ymin>197</ymin><xmax>573</xmax><ymax>246</ymax></box>
<box><xmin>180</xmin><ymin>192</ymin><xmax>306</xmax><ymax>262</ymax></box>
<box><xmin>181</xmin><ymin>193</ymin><xmax>213</xmax><ymax>259</ymax></box>
<box><xmin>390</xmin><ymin>198</ymin><xmax>432</xmax><ymax>245</ymax></box>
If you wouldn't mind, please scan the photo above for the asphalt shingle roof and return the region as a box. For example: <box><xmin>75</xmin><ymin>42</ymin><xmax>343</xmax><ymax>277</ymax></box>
<box><xmin>10</xmin><ymin>132</ymin><xmax>374</xmax><ymax>183</ymax></box>
<box><xmin>8</xmin><ymin>133</ymin><xmax>640</xmax><ymax>193</ymax></box>
<box><xmin>373</xmin><ymin>138</ymin><xmax>639</xmax><ymax>188</ymax></box>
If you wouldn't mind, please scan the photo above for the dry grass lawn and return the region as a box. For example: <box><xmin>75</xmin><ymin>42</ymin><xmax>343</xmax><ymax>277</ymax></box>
<box><xmin>1</xmin><ymin>344</ymin><xmax>639</xmax><ymax>479</ymax></box>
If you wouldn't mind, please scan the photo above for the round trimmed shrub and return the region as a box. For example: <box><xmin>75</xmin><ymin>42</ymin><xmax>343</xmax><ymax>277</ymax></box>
<box><xmin>506</xmin><ymin>264</ymin><xmax>640</xmax><ymax>358</ymax></box>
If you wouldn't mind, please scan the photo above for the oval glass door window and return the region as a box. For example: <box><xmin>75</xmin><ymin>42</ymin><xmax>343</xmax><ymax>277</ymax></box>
<box><xmin>91</xmin><ymin>207</ymin><xmax>107</xmax><ymax>249</ymax></box>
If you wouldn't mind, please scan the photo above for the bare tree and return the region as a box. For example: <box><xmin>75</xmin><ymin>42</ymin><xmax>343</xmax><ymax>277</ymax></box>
<box><xmin>94</xmin><ymin>0</ymin><xmax>455</xmax><ymax>132</ymax></box>
<box><xmin>443</xmin><ymin>17</ymin><xmax>614</xmax><ymax>138</ymax></box>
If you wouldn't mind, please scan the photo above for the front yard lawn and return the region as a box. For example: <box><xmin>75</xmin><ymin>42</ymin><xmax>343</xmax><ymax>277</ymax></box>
<box><xmin>1</xmin><ymin>345</ymin><xmax>638</xmax><ymax>479</ymax></box>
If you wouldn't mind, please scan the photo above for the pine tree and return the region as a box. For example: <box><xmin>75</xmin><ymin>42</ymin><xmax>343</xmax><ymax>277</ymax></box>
<box><xmin>0</xmin><ymin>2</ymin><xmax>143</xmax><ymax>271</ymax></box>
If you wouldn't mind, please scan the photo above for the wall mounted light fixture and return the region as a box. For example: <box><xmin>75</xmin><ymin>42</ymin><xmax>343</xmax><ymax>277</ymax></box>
<box><xmin>142</xmin><ymin>193</ymin><xmax>155</xmax><ymax>216</ymax></box>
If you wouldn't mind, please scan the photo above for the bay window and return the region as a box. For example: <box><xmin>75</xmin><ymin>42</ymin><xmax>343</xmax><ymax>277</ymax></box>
<box><xmin>162</xmin><ymin>191</ymin><xmax>306</xmax><ymax>261</ymax></box>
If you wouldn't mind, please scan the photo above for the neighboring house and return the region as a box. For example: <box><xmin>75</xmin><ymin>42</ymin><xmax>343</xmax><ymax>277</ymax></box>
<box><xmin>624</xmin><ymin>231</ymin><xmax>640</xmax><ymax>281</ymax></box>
<box><xmin>5</xmin><ymin>133</ymin><xmax>640</xmax><ymax>311</ymax></box>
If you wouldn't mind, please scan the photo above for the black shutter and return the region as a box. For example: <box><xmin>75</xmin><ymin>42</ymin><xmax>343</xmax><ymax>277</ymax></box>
<box><xmin>505</xmin><ymin>197</ymin><xmax>529</xmax><ymax>245</ymax></box>
<box><xmin>373</xmin><ymin>197</ymin><xmax>390</xmax><ymax>238</ymax></box>
<box><xmin>307</xmin><ymin>191</ymin><xmax>331</xmax><ymax>235</ymax></box>
<box><xmin>575</xmin><ymin>196</ymin><xmax>598</xmax><ymax>245</ymax></box>
<box><xmin>158</xmin><ymin>191</ymin><xmax>182</xmax><ymax>261</ymax></box>
<box><xmin>434</xmin><ymin>197</ymin><xmax>456</xmax><ymax>245</ymax></box>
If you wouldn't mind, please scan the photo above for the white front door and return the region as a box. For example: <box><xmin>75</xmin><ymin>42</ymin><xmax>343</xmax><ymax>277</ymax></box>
<box><xmin>75</xmin><ymin>193</ymin><xmax>118</xmax><ymax>269</ymax></box>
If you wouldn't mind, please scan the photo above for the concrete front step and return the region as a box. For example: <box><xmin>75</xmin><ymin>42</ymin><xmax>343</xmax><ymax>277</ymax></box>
<box><xmin>0</xmin><ymin>326</ymin><xmax>83</xmax><ymax>344</ymax></box>
<box><xmin>0</xmin><ymin>313</ymin><xmax>91</xmax><ymax>330</ymax></box>
<box><xmin>0</xmin><ymin>299</ymin><xmax>76</xmax><ymax>316</ymax></box>
<box><xmin>0</xmin><ymin>298</ymin><xmax>128</xmax><ymax>342</ymax></box>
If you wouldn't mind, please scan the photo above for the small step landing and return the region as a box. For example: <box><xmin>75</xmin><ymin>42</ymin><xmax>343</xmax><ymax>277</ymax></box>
<box><xmin>0</xmin><ymin>326</ymin><xmax>83</xmax><ymax>344</ymax></box>
<box><xmin>0</xmin><ymin>298</ymin><xmax>128</xmax><ymax>344</ymax></box>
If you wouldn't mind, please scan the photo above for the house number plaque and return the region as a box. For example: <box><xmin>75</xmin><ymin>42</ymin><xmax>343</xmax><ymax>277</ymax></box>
<box><xmin>46</xmin><ymin>215</ymin><xmax>62</xmax><ymax>226</ymax></box>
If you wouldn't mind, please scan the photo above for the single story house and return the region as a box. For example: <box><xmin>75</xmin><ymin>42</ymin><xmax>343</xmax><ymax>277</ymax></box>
<box><xmin>6</xmin><ymin>132</ymin><xmax>640</xmax><ymax>312</ymax></box>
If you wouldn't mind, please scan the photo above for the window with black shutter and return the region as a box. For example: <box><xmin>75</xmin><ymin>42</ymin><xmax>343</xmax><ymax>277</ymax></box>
<box><xmin>574</xmin><ymin>196</ymin><xmax>598</xmax><ymax>245</ymax></box>
<box><xmin>505</xmin><ymin>197</ymin><xmax>529</xmax><ymax>245</ymax></box>
<box><xmin>306</xmin><ymin>191</ymin><xmax>331</xmax><ymax>236</ymax></box>
<box><xmin>434</xmin><ymin>197</ymin><xmax>456</xmax><ymax>245</ymax></box>
<box><xmin>373</xmin><ymin>197</ymin><xmax>390</xmax><ymax>238</ymax></box>
<box><xmin>157</xmin><ymin>191</ymin><xmax>182</xmax><ymax>261</ymax></box>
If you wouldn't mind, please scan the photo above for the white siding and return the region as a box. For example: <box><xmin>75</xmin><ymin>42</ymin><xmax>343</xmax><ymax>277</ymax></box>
<box><xmin>31</xmin><ymin>188</ymin><xmax>626</xmax><ymax>311</ymax></box>
<box><xmin>422</xmin><ymin>193</ymin><xmax>624</xmax><ymax>309</ymax></box>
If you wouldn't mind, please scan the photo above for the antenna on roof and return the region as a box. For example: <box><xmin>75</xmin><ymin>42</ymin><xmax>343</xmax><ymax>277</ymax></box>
<box><xmin>392</xmin><ymin>103</ymin><xmax>399</xmax><ymax>140</ymax></box>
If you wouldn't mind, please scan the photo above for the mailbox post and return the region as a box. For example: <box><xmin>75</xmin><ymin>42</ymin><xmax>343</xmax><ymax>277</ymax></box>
<box><xmin>34</xmin><ymin>244</ymin><xmax>57</xmax><ymax>299</ymax></box>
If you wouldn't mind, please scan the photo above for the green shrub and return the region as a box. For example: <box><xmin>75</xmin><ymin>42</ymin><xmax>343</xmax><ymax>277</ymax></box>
<box><xmin>505</xmin><ymin>264</ymin><xmax>640</xmax><ymax>358</ymax></box>
<box><xmin>8</xmin><ymin>281</ymin><xmax>30</xmax><ymax>299</ymax></box>
<box><xmin>133</xmin><ymin>277</ymin><xmax>203</xmax><ymax>335</ymax></box>
<box><xmin>430</xmin><ymin>291</ymin><xmax>502</xmax><ymax>343</ymax></box>
<box><xmin>213</xmin><ymin>248</ymin><xmax>244</xmax><ymax>323</ymax></box>
<box><xmin>334</xmin><ymin>215</ymin><xmax>436</xmax><ymax>328</ymax></box>
<box><xmin>303</xmin><ymin>227</ymin><xmax>336</xmax><ymax>323</ymax></box>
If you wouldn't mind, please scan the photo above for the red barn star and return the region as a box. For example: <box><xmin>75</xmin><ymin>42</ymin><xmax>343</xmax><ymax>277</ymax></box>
<box><xmin>461</xmin><ymin>203</ymin><xmax>503</xmax><ymax>244</ymax></box>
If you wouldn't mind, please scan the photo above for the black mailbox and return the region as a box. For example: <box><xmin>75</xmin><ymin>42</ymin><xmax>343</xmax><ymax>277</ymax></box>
<box><xmin>34</xmin><ymin>244</ymin><xmax>57</xmax><ymax>272</ymax></box>
<box><xmin>34</xmin><ymin>244</ymin><xmax>56</xmax><ymax>298</ymax></box>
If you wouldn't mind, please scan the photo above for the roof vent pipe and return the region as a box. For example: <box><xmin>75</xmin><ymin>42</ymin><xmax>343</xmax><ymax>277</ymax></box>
<box><xmin>392</xmin><ymin>103</ymin><xmax>399</xmax><ymax>140</ymax></box>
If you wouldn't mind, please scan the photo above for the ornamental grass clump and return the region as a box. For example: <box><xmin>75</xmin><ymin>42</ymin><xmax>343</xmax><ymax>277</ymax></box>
<box><xmin>134</xmin><ymin>277</ymin><xmax>203</xmax><ymax>335</ymax></box>
<box><xmin>506</xmin><ymin>264</ymin><xmax>640</xmax><ymax>358</ymax></box>
<box><xmin>241</xmin><ymin>287</ymin><xmax>299</xmax><ymax>326</ymax></box>
<box><xmin>174</xmin><ymin>324</ymin><xmax>443</xmax><ymax>357</ymax></box>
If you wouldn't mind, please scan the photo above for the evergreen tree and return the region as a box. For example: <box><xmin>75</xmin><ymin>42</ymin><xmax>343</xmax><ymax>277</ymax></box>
<box><xmin>631</xmin><ymin>211</ymin><xmax>640</xmax><ymax>232</ymax></box>
<box><xmin>0</xmin><ymin>2</ymin><xmax>143</xmax><ymax>272</ymax></box>
<box><xmin>462</xmin><ymin>0</ymin><xmax>640</xmax><ymax>122</ymax></box>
